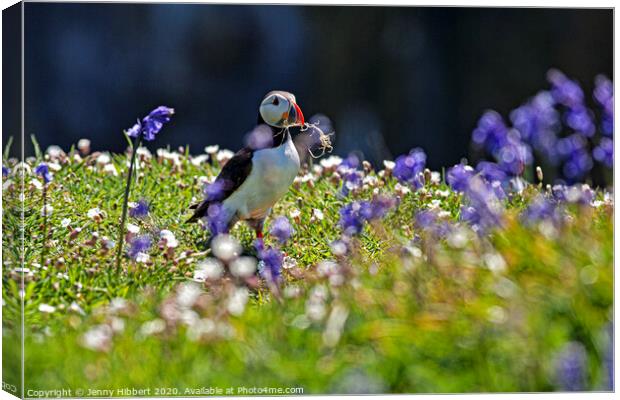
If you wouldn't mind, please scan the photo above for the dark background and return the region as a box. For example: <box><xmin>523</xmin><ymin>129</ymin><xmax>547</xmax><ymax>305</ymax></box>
<box><xmin>8</xmin><ymin>4</ymin><xmax>614</xmax><ymax>169</ymax></box>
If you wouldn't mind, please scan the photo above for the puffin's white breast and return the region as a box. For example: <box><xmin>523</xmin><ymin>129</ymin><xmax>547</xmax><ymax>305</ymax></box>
<box><xmin>223</xmin><ymin>134</ymin><xmax>300</xmax><ymax>220</ymax></box>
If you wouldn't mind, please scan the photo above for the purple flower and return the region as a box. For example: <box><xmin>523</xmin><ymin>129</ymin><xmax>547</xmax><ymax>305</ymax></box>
<box><xmin>126</xmin><ymin>106</ymin><xmax>174</xmax><ymax>142</ymax></box>
<box><xmin>34</xmin><ymin>162</ymin><xmax>52</xmax><ymax>184</ymax></box>
<box><xmin>459</xmin><ymin>176</ymin><xmax>504</xmax><ymax>234</ymax></box>
<box><xmin>340</xmin><ymin>168</ymin><xmax>363</xmax><ymax>195</ymax></box>
<box><xmin>126</xmin><ymin>120</ymin><xmax>142</xmax><ymax>138</ymax></box>
<box><xmin>203</xmin><ymin>180</ymin><xmax>229</xmax><ymax>202</ymax></box>
<box><xmin>563</xmin><ymin>148</ymin><xmax>593</xmax><ymax>182</ymax></box>
<box><xmin>472</xmin><ymin>111</ymin><xmax>509</xmax><ymax>154</ymax></box>
<box><xmin>557</xmin><ymin>134</ymin><xmax>593</xmax><ymax>182</ymax></box>
<box><xmin>510</xmin><ymin>91</ymin><xmax>560</xmax><ymax>144</ymax></box>
<box><xmin>2</xmin><ymin>165</ymin><xmax>9</xmax><ymax>177</ymax></box>
<box><xmin>415</xmin><ymin>210</ymin><xmax>437</xmax><ymax>229</ymax></box>
<box><xmin>245</xmin><ymin>124</ymin><xmax>273</xmax><ymax>150</ymax></box>
<box><xmin>594</xmin><ymin>75</ymin><xmax>613</xmax><ymax>136</ymax></box>
<box><xmin>143</xmin><ymin>106</ymin><xmax>175</xmax><ymax>141</ymax></box>
<box><xmin>339</xmin><ymin>201</ymin><xmax>371</xmax><ymax>236</ymax></box>
<box><xmin>129</xmin><ymin>199</ymin><xmax>150</xmax><ymax>219</ymax></box>
<box><xmin>593</xmin><ymin>137</ymin><xmax>613</xmax><ymax>168</ymax></box>
<box><xmin>475</xmin><ymin>161</ymin><xmax>507</xmax><ymax>183</ymax></box>
<box><xmin>393</xmin><ymin>148</ymin><xmax>426</xmax><ymax>188</ymax></box>
<box><xmin>521</xmin><ymin>195</ymin><xmax>561</xmax><ymax>226</ymax></box>
<box><xmin>206</xmin><ymin>203</ymin><xmax>229</xmax><ymax>236</ymax></box>
<box><xmin>269</xmin><ymin>216</ymin><xmax>293</xmax><ymax>244</ymax></box>
<box><xmin>494</xmin><ymin>134</ymin><xmax>532</xmax><ymax>176</ymax></box>
<box><xmin>368</xmin><ymin>195</ymin><xmax>397</xmax><ymax>219</ymax></box>
<box><xmin>128</xmin><ymin>235</ymin><xmax>151</xmax><ymax>260</ymax></box>
<box><xmin>447</xmin><ymin>164</ymin><xmax>474</xmax><ymax>192</ymax></box>
<box><xmin>254</xmin><ymin>239</ymin><xmax>283</xmax><ymax>282</ymax></box>
<box><xmin>554</xmin><ymin>341</ymin><xmax>587</xmax><ymax>391</ymax></box>
<box><xmin>547</xmin><ymin>69</ymin><xmax>585</xmax><ymax>109</ymax></box>
<box><xmin>552</xmin><ymin>184</ymin><xmax>594</xmax><ymax>205</ymax></box>
<box><xmin>340</xmin><ymin>153</ymin><xmax>361</xmax><ymax>170</ymax></box>
<box><xmin>565</xmin><ymin>105</ymin><xmax>596</xmax><ymax>137</ymax></box>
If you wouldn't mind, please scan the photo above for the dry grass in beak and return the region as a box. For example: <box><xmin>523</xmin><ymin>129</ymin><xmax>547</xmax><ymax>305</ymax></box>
<box><xmin>300</xmin><ymin>122</ymin><xmax>334</xmax><ymax>158</ymax></box>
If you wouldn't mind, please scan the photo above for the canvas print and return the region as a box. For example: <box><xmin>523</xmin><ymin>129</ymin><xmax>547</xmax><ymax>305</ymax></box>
<box><xmin>1</xmin><ymin>2</ymin><xmax>614</xmax><ymax>397</ymax></box>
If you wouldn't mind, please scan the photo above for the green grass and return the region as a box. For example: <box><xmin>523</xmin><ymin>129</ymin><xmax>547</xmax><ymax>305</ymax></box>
<box><xmin>2</xmin><ymin>143</ymin><xmax>613</xmax><ymax>395</ymax></box>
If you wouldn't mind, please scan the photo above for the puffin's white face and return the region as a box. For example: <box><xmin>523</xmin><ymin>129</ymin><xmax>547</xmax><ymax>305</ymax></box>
<box><xmin>259</xmin><ymin>91</ymin><xmax>305</xmax><ymax>129</ymax></box>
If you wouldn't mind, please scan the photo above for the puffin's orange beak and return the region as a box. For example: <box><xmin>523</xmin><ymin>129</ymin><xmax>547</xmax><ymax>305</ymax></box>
<box><xmin>292</xmin><ymin>102</ymin><xmax>305</xmax><ymax>126</ymax></box>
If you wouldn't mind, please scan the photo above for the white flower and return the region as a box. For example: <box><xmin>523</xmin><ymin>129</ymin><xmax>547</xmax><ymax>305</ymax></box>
<box><xmin>430</xmin><ymin>171</ymin><xmax>441</xmax><ymax>184</ymax></box>
<box><xmin>383</xmin><ymin>160</ymin><xmax>395</xmax><ymax>171</ymax></box>
<box><xmin>227</xmin><ymin>287</ymin><xmax>249</xmax><ymax>316</ymax></box>
<box><xmin>176</xmin><ymin>283</ymin><xmax>202</xmax><ymax>308</ymax></box>
<box><xmin>48</xmin><ymin>162</ymin><xmax>62</xmax><ymax>171</ymax></box>
<box><xmin>437</xmin><ymin>210</ymin><xmax>451</xmax><ymax>219</ymax></box>
<box><xmin>102</xmin><ymin>163</ymin><xmax>118</xmax><ymax>176</ymax></box>
<box><xmin>320</xmin><ymin>155</ymin><xmax>342</xmax><ymax>169</ymax></box>
<box><xmin>329</xmin><ymin>240</ymin><xmax>348</xmax><ymax>257</ymax></box>
<box><xmin>160</xmin><ymin>229</ymin><xmax>178</xmax><ymax>248</ymax></box>
<box><xmin>136</xmin><ymin>147</ymin><xmax>152</xmax><ymax>158</ymax></box>
<box><xmin>87</xmin><ymin>207</ymin><xmax>102</xmax><ymax>219</ymax></box>
<box><xmin>38</xmin><ymin>303</ymin><xmax>56</xmax><ymax>313</ymax></box>
<box><xmin>30</xmin><ymin>179</ymin><xmax>43</xmax><ymax>190</ymax></box>
<box><xmin>211</xmin><ymin>234</ymin><xmax>241</xmax><ymax>262</ymax></box>
<box><xmin>216</xmin><ymin>149</ymin><xmax>234</xmax><ymax>163</ymax></box>
<box><xmin>126</xmin><ymin>223</ymin><xmax>140</xmax><ymax>234</ymax></box>
<box><xmin>282</xmin><ymin>256</ymin><xmax>298</xmax><ymax>270</ymax></box>
<box><xmin>77</xmin><ymin>138</ymin><xmax>91</xmax><ymax>152</ymax></box>
<box><xmin>317</xmin><ymin>260</ymin><xmax>340</xmax><ymax>277</ymax></box>
<box><xmin>140</xmin><ymin>319</ymin><xmax>166</xmax><ymax>336</ymax></box>
<box><xmin>394</xmin><ymin>183</ymin><xmax>411</xmax><ymax>196</ymax></box>
<box><xmin>69</xmin><ymin>301</ymin><xmax>85</xmax><ymax>315</ymax></box>
<box><xmin>363</xmin><ymin>175</ymin><xmax>378</xmax><ymax>187</ymax></box>
<box><xmin>289</xmin><ymin>208</ymin><xmax>301</xmax><ymax>220</ymax></box>
<box><xmin>61</xmin><ymin>218</ymin><xmax>71</xmax><ymax>227</ymax></box>
<box><xmin>101</xmin><ymin>236</ymin><xmax>116</xmax><ymax>249</ymax></box>
<box><xmin>96</xmin><ymin>153</ymin><xmax>111</xmax><ymax>165</ymax></box>
<box><xmin>323</xmin><ymin>303</ymin><xmax>349</xmax><ymax>347</ymax></box>
<box><xmin>483</xmin><ymin>253</ymin><xmax>507</xmax><ymax>273</ymax></box>
<box><xmin>193</xmin><ymin>258</ymin><xmax>224</xmax><ymax>282</ymax></box>
<box><xmin>229</xmin><ymin>257</ymin><xmax>257</xmax><ymax>278</ymax></box>
<box><xmin>81</xmin><ymin>324</ymin><xmax>112</xmax><ymax>352</ymax></box>
<box><xmin>191</xmin><ymin>154</ymin><xmax>209</xmax><ymax>166</ymax></box>
<box><xmin>46</xmin><ymin>145</ymin><xmax>64</xmax><ymax>158</ymax></box>
<box><xmin>156</xmin><ymin>149</ymin><xmax>182</xmax><ymax>166</ymax></box>
<box><xmin>204</xmin><ymin>145</ymin><xmax>219</xmax><ymax>154</ymax></box>
<box><xmin>41</xmin><ymin>204</ymin><xmax>53</xmax><ymax>216</ymax></box>
<box><xmin>135</xmin><ymin>252</ymin><xmax>150</xmax><ymax>263</ymax></box>
<box><xmin>312</xmin><ymin>208</ymin><xmax>324</xmax><ymax>221</ymax></box>
<box><xmin>186</xmin><ymin>318</ymin><xmax>215</xmax><ymax>342</ymax></box>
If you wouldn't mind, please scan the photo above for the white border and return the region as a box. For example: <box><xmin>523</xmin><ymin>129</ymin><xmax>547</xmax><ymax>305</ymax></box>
<box><xmin>0</xmin><ymin>1</ymin><xmax>616</xmax><ymax>400</ymax></box>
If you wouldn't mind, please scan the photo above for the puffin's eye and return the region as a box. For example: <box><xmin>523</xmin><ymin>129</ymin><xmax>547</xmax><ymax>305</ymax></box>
<box><xmin>272</xmin><ymin>97</ymin><xmax>280</xmax><ymax>106</ymax></box>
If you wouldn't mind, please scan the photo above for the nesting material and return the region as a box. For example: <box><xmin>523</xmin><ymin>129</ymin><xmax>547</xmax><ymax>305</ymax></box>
<box><xmin>300</xmin><ymin>122</ymin><xmax>334</xmax><ymax>158</ymax></box>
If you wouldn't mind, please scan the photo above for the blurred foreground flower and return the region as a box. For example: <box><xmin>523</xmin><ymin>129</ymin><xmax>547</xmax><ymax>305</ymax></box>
<box><xmin>554</xmin><ymin>341</ymin><xmax>587</xmax><ymax>391</ymax></box>
<box><xmin>269</xmin><ymin>216</ymin><xmax>293</xmax><ymax>244</ymax></box>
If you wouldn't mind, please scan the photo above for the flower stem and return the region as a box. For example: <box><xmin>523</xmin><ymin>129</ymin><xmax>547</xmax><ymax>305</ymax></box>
<box><xmin>41</xmin><ymin>184</ymin><xmax>47</xmax><ymax>267</ymax></box>
<box><xmin>115</xmin><ymin>134</ymin><xmax>141</xmax><ymax>271</ymax></box>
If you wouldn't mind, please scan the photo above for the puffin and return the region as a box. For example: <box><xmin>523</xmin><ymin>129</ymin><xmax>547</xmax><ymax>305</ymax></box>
<box><xmin>187</xmin><ymin>90</ymin><xmax>305</xmax><ymax>238</ymax></box>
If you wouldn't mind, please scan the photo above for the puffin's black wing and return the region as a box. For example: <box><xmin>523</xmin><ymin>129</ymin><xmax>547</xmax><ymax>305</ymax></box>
<box><xmin>187</xmin><ymin>147</ymin><xmax>254</xmax><ymax>223</ymax></box>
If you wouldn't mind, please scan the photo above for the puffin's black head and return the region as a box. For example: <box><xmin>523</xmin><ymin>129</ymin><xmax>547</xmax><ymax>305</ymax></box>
<box><xmin>258</xmin><ymin>91</ymin><xmax>305</xmax><ymax>129</ymax></box>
